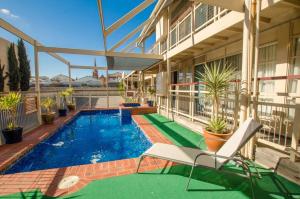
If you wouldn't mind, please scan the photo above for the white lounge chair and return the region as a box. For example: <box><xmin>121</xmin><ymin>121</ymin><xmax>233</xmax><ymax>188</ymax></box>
<box><xmin>136</xmin><ymin>118</ymin><xmax>263</xmax><ymax>199</ymax></box>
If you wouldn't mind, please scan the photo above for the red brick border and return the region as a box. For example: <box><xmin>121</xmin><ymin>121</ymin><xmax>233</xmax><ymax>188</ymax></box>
<box><xmin>0</xmin><ymin>114</ymin><xmax>172</xmax><ymax>197</ymax></box>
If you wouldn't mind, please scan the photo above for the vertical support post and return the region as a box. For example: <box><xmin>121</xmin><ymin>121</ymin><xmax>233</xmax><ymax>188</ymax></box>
<box><xmin>106</xmin><ymin>68</ymin><xmax>109</xmax><ymax>108</ymax></box>
<box><xmin>240</xmin><ymin>0</ymin><xmax>251</xmax><ymax>125</ymax></box>
<box><xmin>240</xmin><ymin>0</ymin><xmax>251</xmax><ymax>156</ymax></box>
<box><xmin>249</xmin><ymin>0</ymin><xmax>261</xmax><ymax>160</ymax></box>
<box><xmin>176</xmin><ymin>85</ymin><xmax>179</xmax><ymax>115</ymax></box>
<box><xmin>167</xmin><ymin>58</ymin><xmax>171</xmax><ymax>119</ymax></box>
<box><xmin>68</xmin><ymin>62</ymin><xmax>71</xmax><ymax>88</ymax></box>
<box><xmin>142</xmin><ymin>71</ymin><xmax>145</xmax><ymax>99</ymax></box>
<box><xmin>34</xmin><ymin>40</ymin><xmax>42</xmax><ymax>125</ymax></box>
<box><xmin>290</xmin><ymin>104</ymin><xmax>300</xmax><ymax>162</ymax></box>
<box><xmin>166</xmin><ymin>6</ymin><xmax>171</xmax><ymax>118</ymax></box>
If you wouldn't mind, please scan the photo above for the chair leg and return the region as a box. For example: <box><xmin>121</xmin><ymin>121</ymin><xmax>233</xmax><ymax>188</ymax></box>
<box><xmin>186</xmin><ymin>165</ymin><xmax>195</xmax><ymax>191</ymax></box>
<box><xmin>136</xmin><ymin>156</ymin><xmax>144</xmax><ymax>173</ymax></box>
<box><xmin>245</xmin><ymin>164</ymin><xmax>256</xmax><ymax>199</ymax></box>
<box><xmin>248</xmin><ymin>161</ymin><xmax>262</xmax><ymax>179</ymax></box>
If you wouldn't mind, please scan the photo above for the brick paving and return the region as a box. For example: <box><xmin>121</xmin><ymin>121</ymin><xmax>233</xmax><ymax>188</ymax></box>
<box><xmin>0</xmin><ymin>114</ymin><xmax>172</xmax><ymax>197</ymax></box>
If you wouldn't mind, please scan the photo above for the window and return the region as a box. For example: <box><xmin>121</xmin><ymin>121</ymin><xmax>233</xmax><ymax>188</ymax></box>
<box><xmin>257</xmin><ymin>43</ymin><xmax>277</xmax><ymax>93</ymax></box>
<box><xmin>288</xmin><ymin>37</ymin><xmax>300</xmax><ymax>93</ymax></box>
<box><xmin>226</xmin><ymin>54</ymin><xmax>242</xmax><ymax>79</ymax></box>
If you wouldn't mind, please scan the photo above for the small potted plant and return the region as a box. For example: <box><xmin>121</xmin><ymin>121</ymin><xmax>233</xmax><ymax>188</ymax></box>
<box><xmin>65</xmin><ymin>87</ymin><xmax>75</xmax><ymax>111</ymax></box>
<box><xmin>147</xmin><ymin>87</ymin><xmax>156</xmax><ymax>107</ymax></box>
<box><xmin>197</xmin><ymin>63</ymin><xmax>236</xmax><ymax>151</ymax></box>
<box><xmin>58</xmin><ymin>89</ymin><xmax>69</xmax><ymax>117</ymax></box>
<box><xmin>41</xmin><ymin>97</ymin><xmax>56</xmax><ymax>124</ymax></box>
<box><xmin>0</xmin><ymin>92</ymin><xmax>23</xmax><ymax>144</ymax></box>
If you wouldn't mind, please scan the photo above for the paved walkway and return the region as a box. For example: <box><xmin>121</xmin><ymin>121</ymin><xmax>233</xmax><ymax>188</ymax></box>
<box><xmin>0</xmin><ymin>114</ymin><xmax>171</xmax><ymax>197</ymax></box>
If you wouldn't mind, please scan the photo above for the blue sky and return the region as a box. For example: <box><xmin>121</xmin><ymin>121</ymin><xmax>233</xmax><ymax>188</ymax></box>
<box><xmin>0</xmin><ymin>0</ymin><xmax>156</xmax><ymax>78</ymax></box>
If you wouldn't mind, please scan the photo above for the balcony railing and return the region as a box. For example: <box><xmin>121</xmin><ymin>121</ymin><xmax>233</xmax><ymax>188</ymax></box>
<box><xmin>149</xmin><ymin>3</ymin><xmax>230</xmax><ymax>54</ymax></box>
<box><xmin>156</xmin><ymin>75</ymin><xmax>300</xmax><ymax>160</ymax></box>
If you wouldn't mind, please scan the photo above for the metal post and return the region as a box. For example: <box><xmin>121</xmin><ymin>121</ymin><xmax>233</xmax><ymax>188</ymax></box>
<box><xmin>167</xmin><ymin>58</ymin><xmax>171</xmax><ymax>119</ymax></box>
<box><xmin>68</xmin><ymin>62</ymin><xmax>71</xmax><ymax>88</ymax></box>
<box><xmin>106</xmin><ymin>68</ymin><xmax>109</xmax><ymax>108</ymax></box>
<box><xmin>34</xmin><ymin>40</ymin><xmax>42</xmax><ymax>125</ymax></box>
<box><xmin>240</xmin><ymin>0</ymin><xmax>251</xmax><ymax>124</ymax></box>
<box><xmin>290</xmin><ymin>104</ymin><xmax>300</xmax><ymax>162</ymax></box>
<box><xmin>249</xmin><ymin>0</ymin><xmax>261</xmax><ymax>159</ymax></box>
<box><xmin>240</xmin><ymin>0</ymin><xmax>251</xmax><ymax>156</ymax></box>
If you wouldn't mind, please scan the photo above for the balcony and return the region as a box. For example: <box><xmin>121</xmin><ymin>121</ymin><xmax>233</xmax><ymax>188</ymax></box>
<box><xmin>149</xmin><ymin>3</ymin><xmax>231</xmax><ymax>56</ymax></box>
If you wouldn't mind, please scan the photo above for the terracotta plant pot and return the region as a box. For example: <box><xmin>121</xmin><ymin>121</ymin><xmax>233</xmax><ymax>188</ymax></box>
<box><xmin>42</xmin><ymin>112</ymin><xmax>56</xmax><ymax>124</ymax></box>
<box><xmin>2</xmin><ymin>127</ymin><xmax>23</xmax><ymax>144</ymax></box>
<box><xmin>67</xmin><ymin>104</ymin><xmax>75</xmax><ymax>111</ymax></box>
<box><xmin>203</xmin><ymin>129</ymin><xmax>232</xmax><ymax>152</ymax></box>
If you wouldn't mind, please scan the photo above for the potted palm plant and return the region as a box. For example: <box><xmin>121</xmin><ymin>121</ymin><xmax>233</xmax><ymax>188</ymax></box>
<box><xmin>41</xmin><ymin>97</ymin><xmax>56</xmax><ymax>124</ymax></box>
<box><xmin>66</xmin><ymin>87</ymin><xmax>75</xmax><ymax>111</ymax></box>
<box><xmin>58</xmin><ymin>89</ymin><xmax>69</xmax><ymax>117</ymax></box>
<box><xmin>0</xmin><ymin>92</ymin><xmax>23</xmax><ymax>144</ymax></box>
<box><xmin>147</xmin><ymin>87</ymin><xmax>156</xmax><ymax>107</ymax></box>
<box><xmin>197</xmin><ymin>62</ymin><xmax>236</xmax><ymax>151</ymax></box>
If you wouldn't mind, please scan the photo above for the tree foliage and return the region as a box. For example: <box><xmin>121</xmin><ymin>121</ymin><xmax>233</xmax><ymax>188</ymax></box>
<box><xmin>7</xmin><ymin>43</ymin><xmax>20</xmax><ymax>91</ymax></box>
<box><xmin>0</xmin><ymin>59</ymin><xmax>8</xmax><ymax>92</ymax></box>
<box><xmin>18</xmin><ymin>39</ymin><xmax>31</xmax><ymax>91</ymax></box>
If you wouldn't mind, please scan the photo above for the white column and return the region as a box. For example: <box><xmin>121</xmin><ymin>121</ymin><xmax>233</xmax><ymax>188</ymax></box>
<box><xmin>167</xmin><ymin>58</ymin><xmax>171</xmax><ymax>119</ymax></box>
<box><xmin>106</xmin><ymin>68</ymin><xmax>109</xmax><ymax>108</ymax></box>
<box><xmin>34</xmin><ymin>40</ymin><xmax>42</xmax><ymax>125</ymax></box>
<box><xmin>68</xmin><ymin>62</ymin><xmax>71</xmax><ymax>88</ymax></box>
<box><xmin>240</xmin><ymin>0</ymin><xmax>251</xmax><ymax>124</ymax></box>
<box><xmin>240</xmin><ymin>0</ymin><xmax>251</xmax><ymax>157</ymax></box>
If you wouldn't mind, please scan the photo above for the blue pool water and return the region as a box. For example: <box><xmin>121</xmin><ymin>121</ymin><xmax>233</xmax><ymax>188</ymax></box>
<box><xmin>4</xmin><ymin>110</ymin><xmax>152</xmax><ymax>174</ymax></box>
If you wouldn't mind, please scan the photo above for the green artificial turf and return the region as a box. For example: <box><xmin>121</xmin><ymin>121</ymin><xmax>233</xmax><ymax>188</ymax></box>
<box><xmin>143</xmin><ymin>113</ymin><xmax>206</xmax><ymax>149</ymax></box>
<box><xmin>1</xmin><ymin>114</ymin><xmax>300</xmax><ymax>199</ymax></box>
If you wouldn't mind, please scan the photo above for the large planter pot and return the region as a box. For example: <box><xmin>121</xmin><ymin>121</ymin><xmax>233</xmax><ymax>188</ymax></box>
<box><xmin>42</xmin><ymin>112</ymin><xmax>56</xmax><ymax>124</ymax></box>
<box><xmin>203</xmin><ymin>129</ymin><xmax>232</xmax><ymax>152</ymax></box>
<box><xmin>2</xmin><ymin>127</ymin><xmax>23</xmax><ymax>144</ymax></box>
<box><xmin>67</xmin><ymin>104</ymin><xmax>75</xmax><ymax>111</ymax></box>
<box><xmin>58</xmin><ymin>109</ymin><xmax>67</xmax><ymax>117</ymax></box>
<box><xmin>147</xmin><ymin>100</ymin><xmax>154</xmax><ymax>107</ymax></box>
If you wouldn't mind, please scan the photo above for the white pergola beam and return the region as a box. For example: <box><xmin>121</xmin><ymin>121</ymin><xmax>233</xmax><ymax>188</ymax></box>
<box><xmin>105</xmin><ymin>0</ymin><xmax>155</xmax><ymax>36</ymax></box>
<box><xmin>37</xmin><ymin>46</ymin><xmax>106</xmax><ymax>56</ymax></box>
<box><xmin>37</xmin><ymin>46</ymin><xmax>162</xmax><ymax>59</ymax></box>
<box><xmin>109</xmin><ymin>19</ymin><xmax>149</xmax><ymax>52</ymax></box>
<box><xmin>70</xmin><ymin>65</ymin><xmax>107</xmax><ymax>70</ymax></box>
<box><xmin>106</xmin><ymin>51</ymin><xmax>163</xmax><ymax>59</ymax></box>
<box><xmin>122</xmin><ymin>37</ymin><xmax>139</xmax><ymax>52</ymax></box>
<box><xmin>0</xmin><ymin>18</ymin><xmax>69</xmax><ymax>65</ymax></box>
<box><xmin>191</xmin><ymin>0</ymin><xmax>244</xmax><ymax>12</ymax></box>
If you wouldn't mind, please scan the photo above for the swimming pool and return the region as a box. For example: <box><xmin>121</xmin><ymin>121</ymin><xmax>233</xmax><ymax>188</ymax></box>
<box><xmin>4</xmin><ymin>110</ymin><xmax>152</xmax><ymax>174</ymax></box>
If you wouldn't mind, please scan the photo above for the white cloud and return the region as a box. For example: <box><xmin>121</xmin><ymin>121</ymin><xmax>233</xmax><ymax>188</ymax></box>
<box><xmin>0</xmin><ymin>8</ymin><xmax>19</xmax><ymax>18</ymax></box>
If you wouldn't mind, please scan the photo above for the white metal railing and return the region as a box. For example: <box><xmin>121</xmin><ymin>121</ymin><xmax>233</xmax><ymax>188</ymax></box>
<box><xmin>194</xmin><ymin>4</ymin><xmax>229</xmax><ymax>32</ymax></box>
<box><xmin>169</xmin><ymin>4</ymin><xmax>229</xmax><ymax>49</ymax></box>
<box><xmin>149</xmin><ymin>3</ymin><xmax>229</xmax><ymax>53</ymax></box>
<box><xmin>156</xmin><ymin>80</ymin><xmax>300</xmax><ymax>160</ymax></box>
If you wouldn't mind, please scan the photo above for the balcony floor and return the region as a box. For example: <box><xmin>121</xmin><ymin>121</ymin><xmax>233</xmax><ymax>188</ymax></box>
<box><xmin>0</xmin><ymin>114</ymin><xmax>300</xmax><ymax>199</ymax></box>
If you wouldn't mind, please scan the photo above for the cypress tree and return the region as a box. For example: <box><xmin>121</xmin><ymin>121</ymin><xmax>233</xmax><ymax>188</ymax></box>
<box><xmin>0</xmin><ymin>59</ymin><xmax>7</xmax><ymax>92</ymax></box>
<box><xmin>18</xmin><ymin>39</ymin><xmax>31</xmax><ymax>91</ymax></box>
<box><xmin>7</xmin><ymin>43</ymin><xmax>20</xmax><ymax>91</ymax></box>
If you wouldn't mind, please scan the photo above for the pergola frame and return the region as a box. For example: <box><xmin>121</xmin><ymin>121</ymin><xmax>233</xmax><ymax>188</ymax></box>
<box><xmin>0</xmin><ymin>0</ymin><xmax>160</xmax><ymax>124</ymax></box>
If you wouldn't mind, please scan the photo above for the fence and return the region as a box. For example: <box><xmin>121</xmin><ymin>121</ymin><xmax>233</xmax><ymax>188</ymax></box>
<box><xmin>0</xmin><ymin>88</ymin><xmax>123</xmax><ymax>145</ymax></box>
